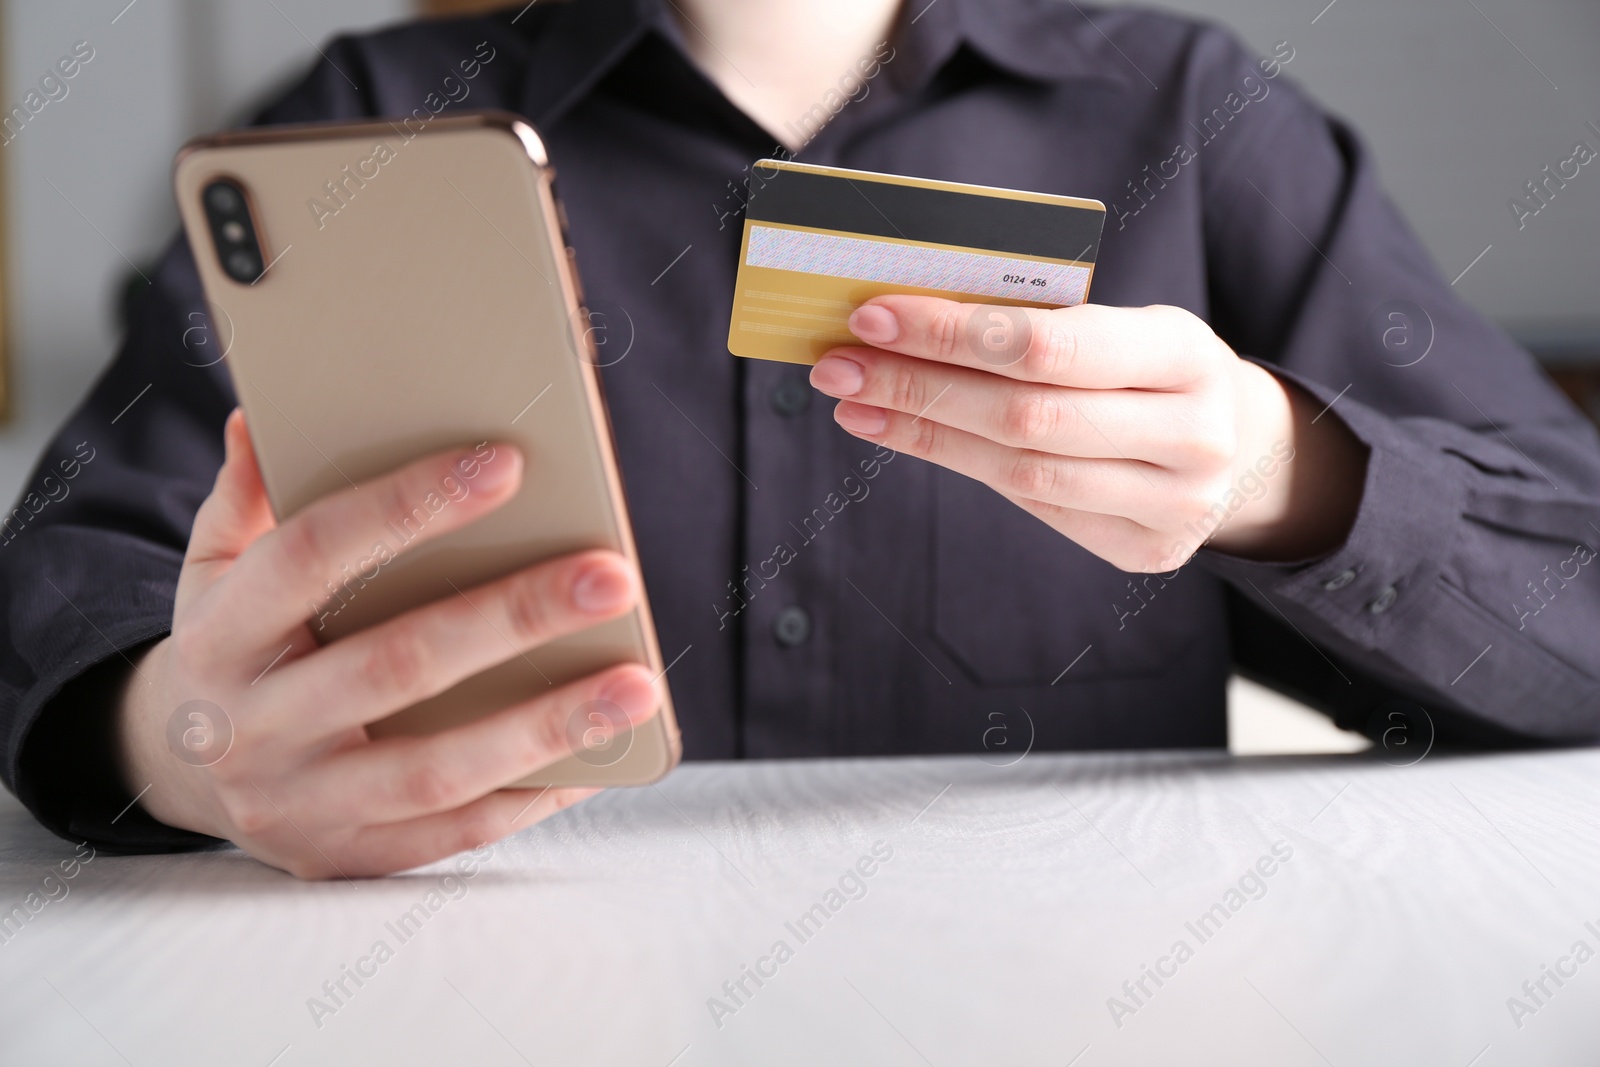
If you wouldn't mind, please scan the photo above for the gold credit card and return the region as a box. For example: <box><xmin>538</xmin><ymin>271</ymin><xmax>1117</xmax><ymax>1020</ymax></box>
<box><xmin>727</xmin><ymin>159</ymin><xmax>1106</xmax><ymax>365</ymax></box>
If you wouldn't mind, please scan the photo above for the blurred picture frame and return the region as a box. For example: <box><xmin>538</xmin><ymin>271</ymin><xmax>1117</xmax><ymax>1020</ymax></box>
<box><xmin>0</xmin><ymin>23</ymin><xmax>9</xmax><ymax>422</ymax></box>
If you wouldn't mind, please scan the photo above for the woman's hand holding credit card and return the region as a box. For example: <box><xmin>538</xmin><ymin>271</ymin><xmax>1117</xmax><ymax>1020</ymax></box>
<box><xmin>729</xmin><ymin>161</ymin><xmax>1366</xmax><ymax>571</ymax></box>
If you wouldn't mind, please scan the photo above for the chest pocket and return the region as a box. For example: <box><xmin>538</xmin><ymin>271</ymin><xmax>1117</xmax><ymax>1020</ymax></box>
<box><xmin>932</xmin><ymin>471</ymin><xmax>1215</xmax><ymax>685</ymax></box>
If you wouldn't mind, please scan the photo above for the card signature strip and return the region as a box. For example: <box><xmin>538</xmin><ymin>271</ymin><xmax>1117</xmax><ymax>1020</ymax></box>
<box><xmin>745</xmin><ymin>226</ymin><xmax>1093</xmax><ymax>306</ymax></box>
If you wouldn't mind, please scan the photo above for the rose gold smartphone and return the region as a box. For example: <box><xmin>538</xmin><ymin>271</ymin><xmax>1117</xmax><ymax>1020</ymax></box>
<box><xmin>173</xmin><ymin>111</ymin><xmax>680</xmax><ymax>786</ymax></box>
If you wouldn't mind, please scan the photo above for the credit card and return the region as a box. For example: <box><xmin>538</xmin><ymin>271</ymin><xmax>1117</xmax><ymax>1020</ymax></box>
<box><xmin>727</xmin><ymin>159</ymin><xmax>1106</xmax><ymax>365</ymax></box>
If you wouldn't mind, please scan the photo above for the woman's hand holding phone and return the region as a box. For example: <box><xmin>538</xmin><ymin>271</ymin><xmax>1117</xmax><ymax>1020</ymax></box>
<box><xmin>113</xmin><ymin>410</ymin><xmax>660</xmax><ymax>880</ymax></box>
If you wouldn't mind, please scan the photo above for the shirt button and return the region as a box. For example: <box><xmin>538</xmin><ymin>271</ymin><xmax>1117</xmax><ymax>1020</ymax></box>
<box><xmin>1368</xmin><ymin>585</ymin><xmax>1399</xmax><ymax>614</ymax></box>
<box><xmin>770</xmin><ymin>376</ymin><xmax>812</xmax><ymax>417</ymax></box>
<box><xmin>1323</xmin><ymin>568</ymin><xmax>1357</xmax><ymax>591</ymax></box>
<box><xmin>773</xmin><ymin>606</ymin><xmax>812</xmax><ymax>646</ymax></box>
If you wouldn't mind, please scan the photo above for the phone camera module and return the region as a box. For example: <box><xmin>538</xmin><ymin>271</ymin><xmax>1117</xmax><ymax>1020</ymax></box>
<box><xmin>202</xmin><ymin>179</ymin><xmax>268</xmax><ymax>284</ymax></box>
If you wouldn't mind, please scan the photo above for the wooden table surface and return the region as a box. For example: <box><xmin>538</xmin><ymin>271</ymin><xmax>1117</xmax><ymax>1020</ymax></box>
<box><xmin>2</xmin><ymin>746</ymin><xmax>1597</xmax><ymax>1066</ymax></box>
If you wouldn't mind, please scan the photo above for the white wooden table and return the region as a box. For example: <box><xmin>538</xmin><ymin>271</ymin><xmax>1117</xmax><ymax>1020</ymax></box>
<box><xmin>2</xmin><ymin>745</ymin><xmax>1597</xmax><ymax>1066</ymax></box>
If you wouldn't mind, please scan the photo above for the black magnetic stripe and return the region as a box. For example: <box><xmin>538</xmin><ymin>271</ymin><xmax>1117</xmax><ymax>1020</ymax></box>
<box><xmin>746</xmin><ymin>166</ymin><xmax>1104</xmax><ymax>262</ymax></box>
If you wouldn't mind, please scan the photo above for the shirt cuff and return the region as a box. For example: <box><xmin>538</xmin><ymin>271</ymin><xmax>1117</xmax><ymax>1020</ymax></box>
<box><xmin>1199</xmin><ymin>362</ymin><xmax>1460</xmax><ymax>635</ymax></box>
<box><xmin>1197</xmin><ymin>363</ymin><xmax>1598</xmax><ymax>733</ymax></box>
<box><xmin>18</xmin><ymin>628</ymin><xmax>226</xmax><ymax>855</ymax></box>
<box><xmin>7</xmin><ymin>535</ymin><xmax>225</xmax><ymax>854</ymax></box>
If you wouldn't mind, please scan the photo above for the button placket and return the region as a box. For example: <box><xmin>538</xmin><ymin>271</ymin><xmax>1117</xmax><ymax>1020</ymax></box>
<box><xmin>739</xmin><ymin>355</ymin><xmax>835</xmax><ymax>755</ymax></box>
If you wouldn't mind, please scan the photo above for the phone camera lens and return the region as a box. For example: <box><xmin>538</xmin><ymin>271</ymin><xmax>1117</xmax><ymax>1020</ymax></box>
<box><xmin>206</xmin><ymin>184</ymin><xmax>242</xmax><ymax>214</ymax></box>
<box><xmin>226</xmin><ymin>250</ymin><xmax>260</xmax><ymax>281</ymax></box>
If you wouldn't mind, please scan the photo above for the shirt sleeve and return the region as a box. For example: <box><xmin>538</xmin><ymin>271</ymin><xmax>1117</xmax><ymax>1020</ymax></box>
<box><xmin>1187</xmin><ymin>29</ymin><xmax>1600</xmax><ymax>743</ymax></box>
<box><xmin>0</xmin><ymin>41</ymin><xmax>374</xmax><ymax>852</ymax></box>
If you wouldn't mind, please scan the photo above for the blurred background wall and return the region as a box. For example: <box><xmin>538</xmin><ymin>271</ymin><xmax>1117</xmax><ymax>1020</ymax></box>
<box><xmin>0</xmin><ymin>0</ymin><xmax>1595</xmax><ymax>755</ymax></box>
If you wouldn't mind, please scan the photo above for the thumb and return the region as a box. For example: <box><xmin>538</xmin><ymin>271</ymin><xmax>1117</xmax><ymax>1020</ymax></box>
<box><xmin>185</xmin><ymin>408</ymin><xmax>276</xmax><ymax>572</ymax></box>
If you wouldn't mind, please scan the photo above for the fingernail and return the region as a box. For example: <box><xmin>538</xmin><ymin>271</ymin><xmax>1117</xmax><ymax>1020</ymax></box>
<box><xmin>834</xmin><ymin>401</ymin><xmax>887</xmax><ymax>435</ymax></box>
<box><xmin>468</xmin><ymin>445</ymin><xmax>521</xmax><ymax>492</ymax></box>
<box><xmin>810</xmin><ymin>355</ymin><xmax>865</xmax><ymax>396</ymax></box>
<box><xmin>572</xmin><ymin>562</ymin><xmax>633</xmax><ymax>614</ymax></box>
<box><xmin>600</xmin><ymin>671</ymin><xmax>658</xmax><ymax>723</ymax></box>
<box><xmin>848</xmin><ymin>304</ymin><xmax>898</xmax><ymax>345</ymax></box>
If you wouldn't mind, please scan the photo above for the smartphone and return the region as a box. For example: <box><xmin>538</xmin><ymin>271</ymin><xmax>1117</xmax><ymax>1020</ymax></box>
<box><xmin>173</xmin><ymin>111</ymin><xmax>680</xmax><ymax>787</ymax></box>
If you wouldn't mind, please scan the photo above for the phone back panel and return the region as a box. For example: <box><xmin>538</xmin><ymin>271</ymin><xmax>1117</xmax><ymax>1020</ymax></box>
<box><xmin>173</xmin><ymin>114</ymin><xmax>680</xmax><ymax>786</ymax></box>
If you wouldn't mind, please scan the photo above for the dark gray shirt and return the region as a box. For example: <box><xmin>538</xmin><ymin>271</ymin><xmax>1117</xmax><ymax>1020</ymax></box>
<box><xmin>6</xmin><ymin>0</ymin><xmax>1599</xmax><ymax>851</ymax></box>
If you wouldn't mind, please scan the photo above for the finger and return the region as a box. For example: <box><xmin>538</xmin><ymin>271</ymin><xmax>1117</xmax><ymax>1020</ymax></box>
<box><xmin>997</xmin><ymin>491</ymin><xmax>1181</xmax><ymax>574</ymax></box>
<box><xmin>811</xmin><ymin>347</ymin><xmax>1206</xmax><ymax>464</ymax></box>
<box><xmin>218</xmin><ymin>443</ymin><xmax>523</xmax><ymax>649</ymax></box>
<box><xmin>845</xmin><ymin>296</ymin><xmax>1214</xmax><ymax>389</ymax></box>
<box><xmin>252</xmin><ymin>549</ymin><xmax>641</xmax><ymax>738</ymax></box>
<box><xmin>287</xmin><ymin>663</ymin><xmax>658</xmax><ymax>827</ymax></box>
<box><xmin>186</xmin><ymin>409</ymin><xmax>277</xmax><ymax>572</ymax></box>
<box><xmin>832</xmin><ymin>400</ymin><xmax>1172</xmax><ymax>525</ymax></box>
<box><xmin>332</xmin><ymin>785</ymin><xmax>601</xmax><ymax>879</ymax></box>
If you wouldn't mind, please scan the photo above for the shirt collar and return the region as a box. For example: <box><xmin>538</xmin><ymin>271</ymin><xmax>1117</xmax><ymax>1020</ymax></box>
<box><xmin>515</xmin><ymin>0</ymin><xmax>656</xmax><ymax>129</ymax></box>
<box><xmin>516</xmin><ymin>0</ymin><xmax>1126</xmax><ymax>130</ymax></box>
<box><xmin>952</xmin><ymin>0</ymin><xmax>1130</xmax><ymax>86</ymax></box>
